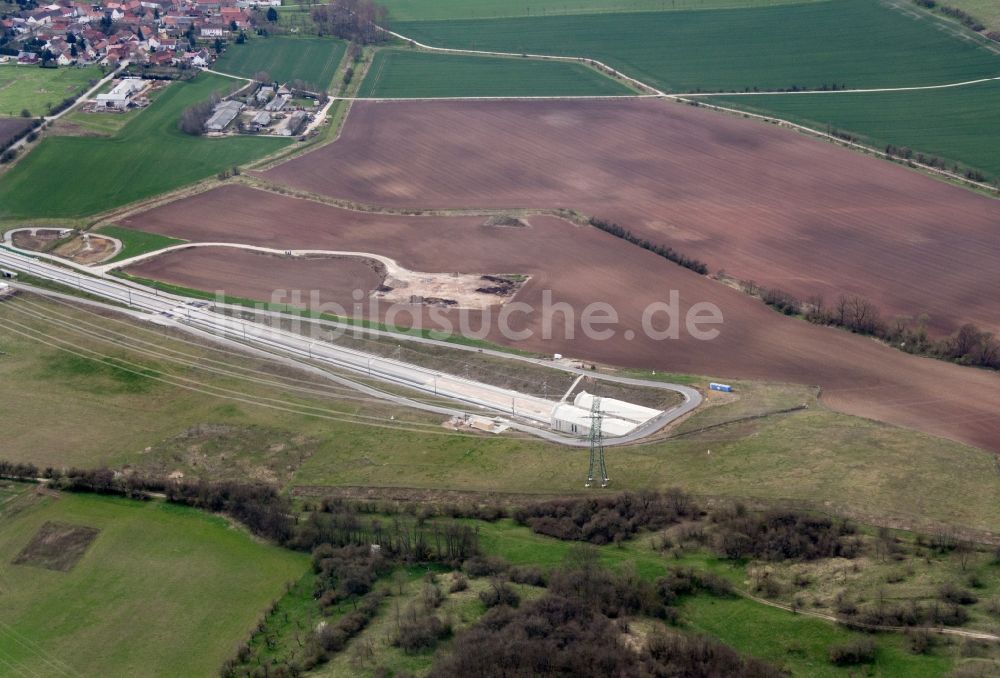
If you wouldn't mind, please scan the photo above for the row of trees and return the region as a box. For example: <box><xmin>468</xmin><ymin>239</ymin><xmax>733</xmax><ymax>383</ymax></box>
<box><xmin>290</xmin><ymin>509</ymin><xmax>480</xmax><ymax>563</ymax></box>
<box><xmin>885</xmin><ymin>143</ymin><xmax>990</xmax><ymax>183</ymax></box>
<box><xmin>590</xmin><ymin>217</ymin><xmax>709</xmax><ymax>274</ymax></box>
<box><xmin>743</xmin><ymin>279</ymin><xmax>1000</xmax><ymax>370</ymax></box>
<box><xmin>915</xmin><ymin>0</ymin><xmax>987</xmax><ymax>31</ymax></box>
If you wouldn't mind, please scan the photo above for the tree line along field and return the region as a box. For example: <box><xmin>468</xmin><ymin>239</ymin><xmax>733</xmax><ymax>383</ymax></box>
<box><xmin>933</xmin><ymin>0</ymin><xmax>1000</xmax><ymax>31</ymax></box>
<box><xmin>0</xmin><ymin>485</ymin><xmax>307</xmax><ymax>677</ymax></box>
<box><xmin>378</xmin><ymin>0</ymin><xmax>826</xmax><ymax>21</ymax></box>
<box><xmin>391</xmin><ymin>0</ymin><xmax>999</xmax><ymax>93</ymax></box>
<box><xmin>709</xmin><ymin>78</ymin><xmax>1000</xmax><ymax>180</ymax></box>
<box><xmin>213</xmin><ymin>36</ymin><xmax>346</xmax><ymax>91</ymax></box>
<box><xmin>359</xmin><ymin>49</ymin><xmax>634</xmax><ymax>97</ymax></box>
<box><xmin>0</xmin><ymin>73</ymin><xmax>290</xmax><ymax>220</ymax></box>
<box><xmin>0</xmin><ymin>64</ymin><xmax>101</xmax><ymax>117</ymax></box>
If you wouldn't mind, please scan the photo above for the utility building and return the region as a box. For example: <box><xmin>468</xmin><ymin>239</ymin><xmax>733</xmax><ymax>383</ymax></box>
<box><xmin>550</xmin><ymin>403</ymin><xmax>637</xmax><ymax>438</ymax></box>
<box><xmin>95</xmin><ymin>78</ymin><xmax>145</xmax><ymax>110</ymax></box>
<box><xmin>573</xmin><ymin>391</ymin><xmax>660</xmax><ymax>426</ymax></box>
<box><xmin>205</xmin><ymin>100</ymin><xmax>243</xmax><ymax>132</ymax></box>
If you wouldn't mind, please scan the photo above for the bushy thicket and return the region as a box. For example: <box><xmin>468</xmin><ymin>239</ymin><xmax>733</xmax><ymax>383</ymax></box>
<box><xmin>712</xmin><ymin>509</ymin><xmax>860</xmax><ymax>561</ymax></box>
<box><xmin>430</xmin><ymin>592</ymin><xmax>785</xmax><ymax>677</ymax></box>
<box><xmin>178</xmin><ymin>94</ymin><xmax>219</xmax><ymax>135</ymax></box>
<box><xmin>828</xmin><ymin>638</ymin><xmax>877</xmax><ymax>666</ymax></box>
<box><xmin>479</xmin><ymin>579</ymin><xmax>521</xmax><ymax>609</ymax></box>
<box><xmin>590</xmin><ymin>218</ymin><xmax>709</xmax><ymax>274</ymax></box>
<box><xmin>513</xmin><ymin>489</ymin><xmax>700</xmax><ymax>545</ymax></box>
<box><xmin>312</xmin><ymin>544</ymin><xmax>390</xmax><ymax>607</ymax></box>
<box><xmin>311</xmin><ymin>0</ymin><xmax>387</xmax><ymax>43</ymax></box>
<box><xmin>394</xmin><ymin>583</ymin><xmax>452</xmax><ymax>654</ymax></box>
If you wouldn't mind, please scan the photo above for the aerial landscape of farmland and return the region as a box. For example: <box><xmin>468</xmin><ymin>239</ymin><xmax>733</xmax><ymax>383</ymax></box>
<box><xmin>1</xmin><ymin>0</ymin><xmax>999</xmax><ymax>674</ymax></box>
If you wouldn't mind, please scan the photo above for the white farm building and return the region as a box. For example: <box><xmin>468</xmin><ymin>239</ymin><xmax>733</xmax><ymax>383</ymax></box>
<box><xmin>95</xmin><ymin>78</ymin><xmax>145</xmax><ymax>110</ymax></box>
<box><xmin>205</xmin><ymin>100</ymin><xmax>243</xmax><ymax>132</ymax></box>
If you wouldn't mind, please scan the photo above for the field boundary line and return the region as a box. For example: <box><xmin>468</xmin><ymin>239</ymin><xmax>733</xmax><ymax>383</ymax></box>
<box><xmin>199</xmin><ymin>67</ymin><xmax>253</xmax><ymax>83</ymax></box>
<box><xmin>379</xmin><ymin>26</ymin><xmax>1000</xmax><ymax>194</ymax></box>
<box><xmin>685</xmin><ymin>75</ymin><xmax>1000</xmax><ymax>96</ymax></box>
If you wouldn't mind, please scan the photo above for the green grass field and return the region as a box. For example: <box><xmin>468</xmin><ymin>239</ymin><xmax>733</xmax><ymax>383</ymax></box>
<box><xmin>98</xmin><ymin>225</ymin><xmax>186</xmax><ymax>263</ymax></box>
<box><xmin>55</xmin><ymin>82</ymin><xmax>172</xmax><ymax>137</ymax></box>
<box><xmin>213</xmin><ymin>36</ymin><xmax>346</xmax><ymax>91</ymax></box>
<box><xmin>682</xmin><ymin>596</ymin><xmax>952</xmax><ymax>676</ymax></box>
<box><xmin>0</xmin><ymin>73</ymin><xmax>290</xmax><ymax>220</ymax></box>
<box><xmin>708</xmin><ymin>78</ymin><xmax>1000</xmax><ymax>179</ymax></box>
<box><xmin>359</xmin><ymin>49</ymin><xmax>634</xmax><ymax>97</ymax></box>
<box><xmin>3</xmin><ymin>296</ymin><xmax>1000</xmax><ymax>540</ymax></box>
<box><xmin>0</xmin><ymin>64</ymin><xmax>101</xmax><ymax>117</ymax></box>
<box><xmin>378</xmin><ymin>0</ymin><xmax>825</xmax><ymax>21</ymax></box>
<box><xmin>393</xmin><ymin>0</ymin><xmax>999</xmax><ymax>93</ymax></box>
<box><xmin>0</xmin><ymin>485</ymin><xmax>307</xmax><ymax>677</ymax></box>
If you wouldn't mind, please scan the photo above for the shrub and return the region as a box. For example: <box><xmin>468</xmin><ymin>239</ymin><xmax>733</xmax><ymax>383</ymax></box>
<box><xmin>828</xmin><ymin>638</ymin><xmax>877</xmax><ymax>666</ymax></box>
<box><xmin>479</xmin><ymin>580</ymin><xmax>521</xmax><ymax>609</ymax></box>
<box><xmin>508</xmin><ymin>565</ymin><xmax>546</xmax><ymax>587</ymax></box>
<box><xmin>907</xmin><ymin>628</ymin><xmax>935</xmax><ymax>655</ymax></box>
<box><xmin>462</xmin><ymin>555</ymin><xmax>509</xmax><ymax>577</ymax></box>
<box><xmin>393</xmin><ymin>612</ymin><xmax>450</xmax><ymax>653</ymax></box>
<box><xmin>939</xmin><ymin>582</ymin><xmax>978</xmax><ymax>606</ymax></box>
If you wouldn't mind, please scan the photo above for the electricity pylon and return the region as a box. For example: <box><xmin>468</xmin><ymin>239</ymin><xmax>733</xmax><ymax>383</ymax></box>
<box><xmin>586</xmin><ymin>396</ymin><xmax>609</xmax><ymax>488</ymax></box>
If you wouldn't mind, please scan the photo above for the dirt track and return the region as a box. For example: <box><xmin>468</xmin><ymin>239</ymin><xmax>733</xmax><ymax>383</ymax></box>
<box><xmin>123</xmin><ymin>185</ymin><xmax>1000</xmax><ymax>452</ymax></box>
<box><xmin>262</xmin><ymin>99</ymin><xmax>1000</xmax><ymax>336</ymax></box>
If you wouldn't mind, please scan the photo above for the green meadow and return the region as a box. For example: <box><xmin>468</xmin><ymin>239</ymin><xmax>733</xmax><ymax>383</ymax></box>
<box><xmin>708</xmin><ymin>77</ymin><xmax>1000</xmax><ymax>179</ymax></box>
<box><xmin>0</xmin><ymin>64</ymin><xmax>101</xmax><ymax>117</ymax></box>
<box><xmin>0</xmin><ymin>73</ymin><xmax>289</xmax><ymax>220</ymax></box>
<box><xmin>379</xmin><ymin>0</ymin><xmax>826</xmax><ymax>21</ymax></box>
<box><xmin>213</xmin><ymin>36</ymin><xmax>346</xmax><ymax>90</ymax></box>
<box><xmin>393</xmin><ymin>0</ymin><xmax>999</xmax><ymax>92</ymax></box>
<box><xmin>360</xmin><ymin>49</ymin><xmax>634</xmax><ymax>97</ymax></box>
<box><xmin>0</xmin><ymin>486</ymin><xmax>307</xmax><ymax>677</ymax></box>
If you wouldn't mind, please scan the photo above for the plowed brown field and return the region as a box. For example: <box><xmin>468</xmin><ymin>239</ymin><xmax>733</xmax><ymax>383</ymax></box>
<box><xmin>123</xmin><ymin>185</ymin><xmax>1000</xmax><ymax>452</ymax></box>
<box><xmin>0</xmin><ymin>117</ymin><xmax>32</xmax><ymax>148</ymax></box>
<box><xmin>262</xmin><ymin>99</ymin><xmax>1000</xmax><ymax>336</ymax></box>
<box><xmin>125</xmin><ymin>248</ymin><xmax>384</xmax><ymax>309</ymax></box>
